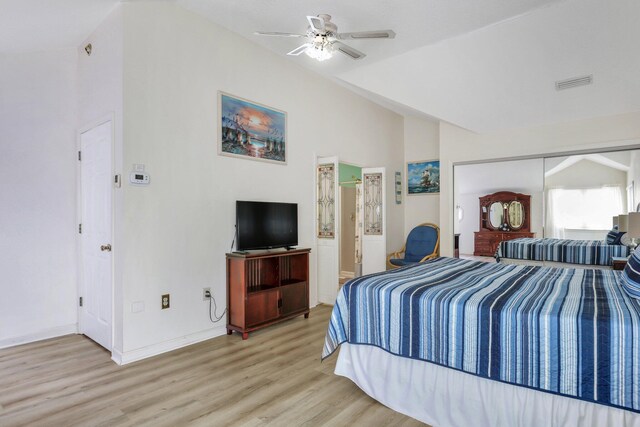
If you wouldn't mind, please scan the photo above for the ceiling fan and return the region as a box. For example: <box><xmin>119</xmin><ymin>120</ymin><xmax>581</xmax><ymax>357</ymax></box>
<box><xmin>255</xmin><ymin>14</ymin><xmax>396</xmax><ymax>61</ymax></box>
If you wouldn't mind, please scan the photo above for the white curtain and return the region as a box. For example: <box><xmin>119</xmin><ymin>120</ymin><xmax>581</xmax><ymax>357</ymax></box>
<box><xmin>546</xmin><ymin>186</ymin><xmax>624</xmax><ymax>238</ymax></box>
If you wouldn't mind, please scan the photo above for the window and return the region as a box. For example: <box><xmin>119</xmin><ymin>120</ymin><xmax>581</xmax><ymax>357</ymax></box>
<box><xmin>546</xmin><ymin>186</ymin><xmax>623</xmax><ymax>237</ymax></box>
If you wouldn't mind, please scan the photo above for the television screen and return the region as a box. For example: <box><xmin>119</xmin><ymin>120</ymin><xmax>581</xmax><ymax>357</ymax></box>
<box><xmin>236</xmin><ymin>201</ymin><xmax>298</xmax><ymax>251</ymax></box>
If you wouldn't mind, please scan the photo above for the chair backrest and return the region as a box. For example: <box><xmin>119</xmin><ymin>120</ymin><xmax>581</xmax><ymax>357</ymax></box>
<box><xmin>404</xmin><ymin>223</ymin><xmax>440</xmax><ymax>262</ymax></box>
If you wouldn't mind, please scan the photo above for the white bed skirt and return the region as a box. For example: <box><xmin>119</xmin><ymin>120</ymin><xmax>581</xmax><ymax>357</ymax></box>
<box><xmin>335</xmin><ymin>343</ymin><xmax>640</xmax><ymax>427</ymax></box>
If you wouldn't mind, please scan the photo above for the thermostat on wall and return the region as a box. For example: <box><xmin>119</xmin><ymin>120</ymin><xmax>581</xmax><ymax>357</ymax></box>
<box><xmin>129</xmin><ymin>172</ymin><xmax>150</xmax><ymax>185</ymax></box>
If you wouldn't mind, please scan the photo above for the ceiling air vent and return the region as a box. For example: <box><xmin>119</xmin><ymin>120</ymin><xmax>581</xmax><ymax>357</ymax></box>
<box><xmin>555</xmin><ymin>75</ymin><xmax>593</xmax><ymax>91</ymax></box>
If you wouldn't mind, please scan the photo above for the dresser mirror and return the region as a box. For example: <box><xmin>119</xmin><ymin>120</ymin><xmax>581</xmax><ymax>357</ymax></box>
<box><xmin>508</xmin><ymin>201</ymin><xmax>525</xmax><ymax>230</ymax></box>
<box><xmin>489</xmin><ymin>202</ymin><xmax>504</xmax><ymax>229</ymax></box>
<box><xmin>470</xmin><ymin>191</ymin><xmax>534</xmax><ymax>256</ymax></box>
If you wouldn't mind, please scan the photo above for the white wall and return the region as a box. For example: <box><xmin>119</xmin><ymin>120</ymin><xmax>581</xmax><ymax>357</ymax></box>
<box><xmin>77</xmin><ymin>6</ymin><xmax>124</xmax><ymax>354</ymax></box>
<box><xmin>546</xmin><ymin>158</ymin><xmax>628</xmax><ymax>189</ymax></box>
<box><xmin>0</xmin><ymin>49</ymin><xmax>79</xmax><ymax>347</ymax></box>
<box><xmin>454</xmin><ymin>159</ymin><xmax>544</xmax><ymax>255</ymax></box>
<box><xmin>439</xmin><ymin>112</ymin><xmax>640</xmax><ymax>256</ymax></box>
<box><xmin>403</xmin><ymin>116</ymin><xmax>439</xmax><ymax>238</ymax></box>
<box><xmin>118</xmin><ymin>2</ymin><xmax>404</xmax><ymax>360</ymax></box>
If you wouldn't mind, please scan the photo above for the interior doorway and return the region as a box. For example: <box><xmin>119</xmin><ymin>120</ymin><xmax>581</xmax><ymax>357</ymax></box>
<box><xmin>315</xmin><ymin>156</ymin><xmax>387</xmax><ymax>304</ymax></box>
<box><xmin>79</xmin><ymin>119</ymin><xmax>113</xmax><ymax>351</ymax></box>
<box><xmin>338</xmin><ymin>163</ymin><xmax>361</xmax><ymax>284</ymax></box>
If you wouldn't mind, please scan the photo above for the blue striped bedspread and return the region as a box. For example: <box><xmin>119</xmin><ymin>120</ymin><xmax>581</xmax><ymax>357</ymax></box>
<box><xmin>322</xmin><ymin>257</ymin><xmax>640</xmax><ymax>412</ymax></box>
<box><xmin>496</xmin><ymin>237</ymin><xmax>630</xmax><ymax>266</ymax></box>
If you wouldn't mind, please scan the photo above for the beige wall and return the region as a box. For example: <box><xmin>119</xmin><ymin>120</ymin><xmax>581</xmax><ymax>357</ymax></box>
<box><xmin>403</xmin><ymin>116</ymin><xmax>440</xmax><ymax>240</ymax></box>
<box><xmin>439</xmin><ymin>112</ymin><xmax>640</xmax><ymax>256</ymax></box>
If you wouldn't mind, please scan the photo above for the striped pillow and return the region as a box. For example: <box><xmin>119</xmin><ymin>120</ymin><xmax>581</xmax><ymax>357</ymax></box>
<box><xmin>606</xmin><ymin>230</ymin><xmax>625</xmax><ymax>245</ymax></box>
<box><xmin>622</xmin><ymin>248</ymin><xmax>640</xmax><ymax>299</ymax></box>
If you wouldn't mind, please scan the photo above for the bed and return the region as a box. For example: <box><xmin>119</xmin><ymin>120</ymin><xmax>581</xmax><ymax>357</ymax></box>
<box><xmin>322</xmin><ymin>257</ymin><xmax>640</xmax><ymax>426</ymax></box>
<box><xmin>496</xmin><ymin>237</ymin><xmax>630</xmax><ymax>268</ymax></box>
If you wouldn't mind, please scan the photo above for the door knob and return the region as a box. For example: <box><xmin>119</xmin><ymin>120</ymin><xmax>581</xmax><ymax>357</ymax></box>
<box><xmin>100</xmin><ymin>244</ymin><xmax>112</xmax><ymax>252</ymax></box>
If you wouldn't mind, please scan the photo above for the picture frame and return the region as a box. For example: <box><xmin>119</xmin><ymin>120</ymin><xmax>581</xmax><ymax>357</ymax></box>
<box><xmin>407</xmin><ymin>160</ymin><xmax>440</xmax><ymax>195</ymax></box>
<box><xmin>218</xmin><ymin>91</ymin><xmax>287</xmax><ymax>164</ymax></box>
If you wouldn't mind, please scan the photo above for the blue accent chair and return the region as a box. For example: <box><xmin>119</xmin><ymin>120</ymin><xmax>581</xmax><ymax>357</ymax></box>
<box><xmin>387</xmin><ymin>223</ymin><xmax>440</xmax><ymax>269</ymax></box>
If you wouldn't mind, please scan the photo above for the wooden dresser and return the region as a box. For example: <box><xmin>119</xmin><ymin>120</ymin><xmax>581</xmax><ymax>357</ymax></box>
<box><xmin>474</xmin><ymin>192</ymin><xmax>535</xmax><ymax>257</ymax></box>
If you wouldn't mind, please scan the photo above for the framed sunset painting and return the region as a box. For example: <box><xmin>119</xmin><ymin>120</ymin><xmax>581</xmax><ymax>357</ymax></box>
<box><xmin>407</xmin><ymin>160</ymin><xmax>440</xmax><ymax>195</ymax></box>
<box><xmin>218</xmin><ymin>92</ymin><xmax>287</xmax><ymax>164</ymax></box>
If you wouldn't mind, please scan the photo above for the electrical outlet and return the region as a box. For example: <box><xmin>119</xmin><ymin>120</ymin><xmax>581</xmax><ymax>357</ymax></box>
<box><xmin>203</xmin><ymin>287</ymin><xmax>211</xmax><ymax>301</ymax></box>
<box><xmin>162</xmin><ymin>294</ymin><xmax>170</xmax><ymax>309</ymax></box>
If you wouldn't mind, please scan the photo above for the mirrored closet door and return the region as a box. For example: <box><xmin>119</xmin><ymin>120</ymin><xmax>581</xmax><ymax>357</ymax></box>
<box><xmin>453</xmin><ymin>148</ymin><xmax>640</xmax><ymax>258</ymax></box>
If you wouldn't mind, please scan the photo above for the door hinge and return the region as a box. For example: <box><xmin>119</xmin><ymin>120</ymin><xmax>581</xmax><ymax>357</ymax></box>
<box><xmin>78</xmin><ymin>151</ymin><xmax>81</xmax><ymax>161</ymax></box>
<box><xmin>78</xmin><ymin>223</ymin><xmax>82</xmax><ymax>234</ymax></box>
<box><xmin>79</xmin><ymin>297</ymin><xmax>83</xmax><ymax>307</ymax></box>
<box><xmin>114</xmin><ymin>174</ymin><xmax>121</xmax><ymax>188</ymax></box>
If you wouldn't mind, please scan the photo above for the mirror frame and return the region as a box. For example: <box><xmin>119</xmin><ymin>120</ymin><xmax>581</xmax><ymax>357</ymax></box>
<box><xmin>478</xmin><ymin>191</ymin><xmax>531</xmax><ymax>234</ymax></box>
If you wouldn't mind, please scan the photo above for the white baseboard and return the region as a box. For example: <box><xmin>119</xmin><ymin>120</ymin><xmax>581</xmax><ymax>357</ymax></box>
<box><xmin>111</xmin><ymin>325</ymin><xmax>227</xmax><ymax>365</ymax></box>
<box><xmin>0</xmin><ymin>323</ymin><xmax>78</xmax><ymax>349</ymax></box>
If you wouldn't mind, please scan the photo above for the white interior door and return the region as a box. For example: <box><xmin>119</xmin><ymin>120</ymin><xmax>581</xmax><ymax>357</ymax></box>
<box><xmin>316</xmin><ymin>156</ymin><xmax>340</xmax><ymax>304</ymax></box>
<box><xmin>361</xmin><ymin>167</ymin><xmax>386</xmax><ymax>275</ymax></box>
<box><xmin>80</xmin><ymin>121</ymin><xmax>113</xmax><ymax>350</ymax></box>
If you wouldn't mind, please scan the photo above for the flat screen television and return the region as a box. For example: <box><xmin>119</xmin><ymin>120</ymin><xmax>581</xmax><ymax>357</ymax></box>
<box><xmin>236</xmin><ymin>201</ymin><xmax>298</xmax><ymax>251</ymax></box>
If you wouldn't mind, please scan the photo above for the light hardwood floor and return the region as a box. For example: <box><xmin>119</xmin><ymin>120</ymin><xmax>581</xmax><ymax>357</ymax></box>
<box><xmin>0</xmin><ymin>305</ymin><xmax>425</xmax><ymax>426</ymax></box>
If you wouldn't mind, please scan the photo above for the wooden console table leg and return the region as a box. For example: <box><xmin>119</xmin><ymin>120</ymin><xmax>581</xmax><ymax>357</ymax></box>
<box><xmin>226</xmin><ymin>329</ymin><xmax>232</xmax><ymax>335</ymax></box>
<box><xmin>304</xmin><ymin>313</ymin><xmax>309</xmax><ymax>319</ymax></box>
<box><xmin>242</xmin><ymin>332</ymin><xmax>249</xmax><ymax>340</ymax></box>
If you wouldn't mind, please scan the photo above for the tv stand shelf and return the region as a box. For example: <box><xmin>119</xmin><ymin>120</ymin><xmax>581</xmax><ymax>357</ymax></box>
<box><xmin>226</xmin><ymin>248</ymin><xmax>311</xmax><ymax>340</ymax></box>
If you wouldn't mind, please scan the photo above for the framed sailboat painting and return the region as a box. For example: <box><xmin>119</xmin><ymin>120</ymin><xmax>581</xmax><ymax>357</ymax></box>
<box><xmin>218</xmin><ymin>91</ymin><xmax>287</xmax><ymax>164</ymax></box>
<box><xmin>407</xmin><ymin>160</ymin><xmax>440</xmax><ymax>195</ymax></box>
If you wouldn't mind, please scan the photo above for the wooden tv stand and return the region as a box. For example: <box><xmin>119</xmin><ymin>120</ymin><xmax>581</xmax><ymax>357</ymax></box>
<box><xmin>226</xmin><ymin>248</ymin><xmax>311</xmax><ymax>340</ymax></box>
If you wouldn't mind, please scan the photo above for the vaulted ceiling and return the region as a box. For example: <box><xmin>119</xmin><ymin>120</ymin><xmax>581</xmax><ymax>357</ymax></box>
<box><xmin>2</xmin><ymin>0</ymin><xmax>639</xmax><ymax>133</ymax></box>
<box><xmin>0</xmin><ymin>0</ymin><xmax>119</xmax><ymax>53</ymax></box>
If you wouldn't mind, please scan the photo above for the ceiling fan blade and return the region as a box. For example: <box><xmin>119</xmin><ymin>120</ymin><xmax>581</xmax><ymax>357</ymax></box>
<box><xmin>307</xmin><ymin>15</ymin><xmax>326</xmax><ymax>33</ymax></box>
<box><xmin>287</xmin><ymin>43</ymin><xmax>312</xmax><ymax>56</ymax></box>
<box><xmin>337</xmin><ymin>30</ymin><xmax>396</xmax><ymax>40</ymax></box>
<box><xmin>254</xmin><ymin>32</ymin><xmax>306</xmax><ymax>38</ymax></box>
<box><xmin>333</xmin><ymin>42</ymin><xmax>366</xmax><ymax>60</ymax></box>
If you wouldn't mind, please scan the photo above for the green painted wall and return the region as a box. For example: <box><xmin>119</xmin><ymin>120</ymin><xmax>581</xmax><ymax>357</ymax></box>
<box><xmin>339</xmin><ymin>163</ymin><xmax>362</xmax><ymax>188</ymax></box>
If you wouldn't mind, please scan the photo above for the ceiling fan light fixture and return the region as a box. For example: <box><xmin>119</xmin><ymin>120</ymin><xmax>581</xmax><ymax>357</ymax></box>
<box><xmin>305</xmin><ymin>35</ymin><xmax>333</xmax><ymax>61</ymax></box>
<box><xmin>258</xmin><ymin>14</ymin><xmax>394</xmax><ymax>62</ymax></box>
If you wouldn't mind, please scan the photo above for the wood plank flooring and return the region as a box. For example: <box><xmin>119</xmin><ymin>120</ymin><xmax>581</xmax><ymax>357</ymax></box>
<box><xmin>0</xmin><ymin>305</ymin><xmax>425</xmax><ymax>426</ymax></box>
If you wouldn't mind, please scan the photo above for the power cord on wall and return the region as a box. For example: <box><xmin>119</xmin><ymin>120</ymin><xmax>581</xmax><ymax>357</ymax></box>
<box><xmin>205</xmin><ymin>290</ymin><xmax>227</xmax><ymax>323</ymax></box>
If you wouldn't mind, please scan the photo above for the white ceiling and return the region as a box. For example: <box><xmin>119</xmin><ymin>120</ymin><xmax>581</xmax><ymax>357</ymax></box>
<box><xmin>176</xmin><ymin>0</ymin><xmax>561</xmax><ymax>76</ymax></box>
<box><xmin>2</xmin><ymin>0</ymin><xmax>639</xmax><ymax>133</ymax></box>
<box><xmin>0</xmin><ymin>0</ymin><xmax>119</xmax><ymax>53</ymax></box>
<box><xmin>545</xmin><ymin>154</ymin><xmax>631</xmax><ymax>177</ymax></box>
<box><xmin>338</xmin><ymin>0</ymin><xmax>640</xmax><ymax>132</ymax></box>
